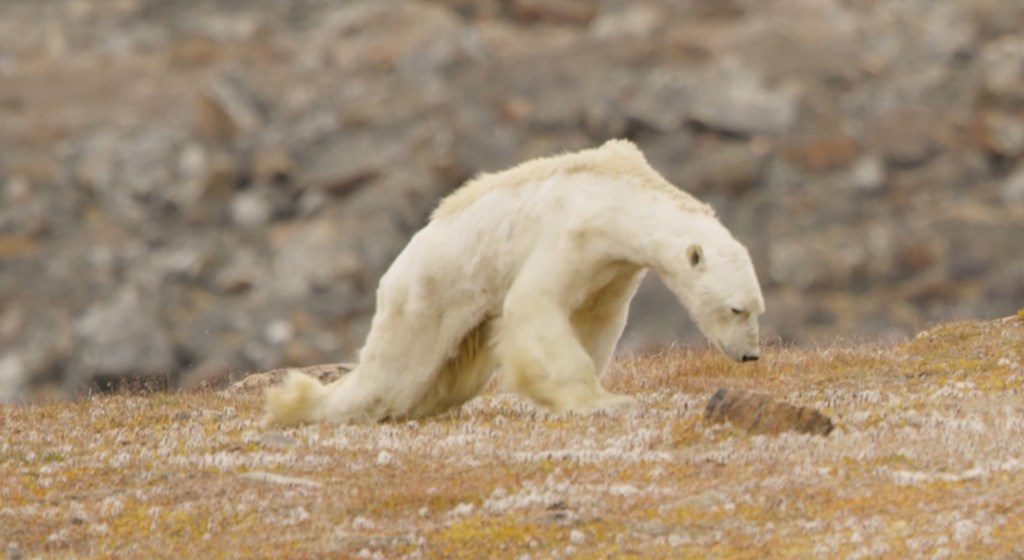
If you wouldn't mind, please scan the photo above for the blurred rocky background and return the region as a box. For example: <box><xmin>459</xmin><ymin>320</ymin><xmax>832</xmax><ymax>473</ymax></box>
<box><xmin>2</xmin><ymin>0</ymin><xmax>1023</xmax><ymax>399</ymax></box>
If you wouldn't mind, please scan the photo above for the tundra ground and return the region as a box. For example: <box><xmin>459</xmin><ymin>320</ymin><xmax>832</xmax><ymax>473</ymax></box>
<box><xmin>3</xmin><ymin>314</ymin><xmax>1023</xmax><ymax>559</ymax></box>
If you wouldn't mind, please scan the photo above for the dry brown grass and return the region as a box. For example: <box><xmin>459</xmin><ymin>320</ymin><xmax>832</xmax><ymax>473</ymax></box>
<box><xmin>3</xmin><ymin>315</ymin><xmax>1024</xmax><ymax>559</ymax></box>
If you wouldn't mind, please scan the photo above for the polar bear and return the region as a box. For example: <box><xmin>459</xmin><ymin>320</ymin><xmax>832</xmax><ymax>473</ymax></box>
<box><xmin>266</xmin><ymin>139</ymin><xmax>764</xmax><ymax>425</ymax></box>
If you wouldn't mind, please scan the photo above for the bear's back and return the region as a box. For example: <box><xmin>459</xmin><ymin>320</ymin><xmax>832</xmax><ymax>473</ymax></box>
<box><xmin>431</xmin><ymin>139</ymin><xmax>713</xmax><ymax>221</ymax></box>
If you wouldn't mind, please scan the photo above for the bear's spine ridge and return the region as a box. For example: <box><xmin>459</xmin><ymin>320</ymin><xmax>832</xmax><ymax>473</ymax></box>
<box><xmin>264</xmin><ymin>370</ymin><xmax>328</xmax><ymax>426</ymax></box>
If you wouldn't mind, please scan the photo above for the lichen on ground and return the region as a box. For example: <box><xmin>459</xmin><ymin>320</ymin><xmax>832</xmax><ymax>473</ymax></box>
<box><xmin>2</xmin><ymin>316</ymin><xmax>1023</xmax><ymax>559</ymax></box>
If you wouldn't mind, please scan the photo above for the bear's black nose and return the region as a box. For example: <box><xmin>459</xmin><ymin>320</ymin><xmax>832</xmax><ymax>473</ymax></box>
<box><xmin>741</xmin><ymin>355</ymin><xmax>759</xmax><ymax>362</ymax></box>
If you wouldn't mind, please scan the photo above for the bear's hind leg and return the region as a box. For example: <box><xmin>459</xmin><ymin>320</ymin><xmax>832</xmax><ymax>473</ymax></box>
<box><xmin>409</xmin><ymin>318</ymin><xmax>498</xmax><ymax>417</ymax></box>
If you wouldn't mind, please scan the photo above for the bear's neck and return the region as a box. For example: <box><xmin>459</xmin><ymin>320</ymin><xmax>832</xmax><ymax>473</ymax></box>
<box><xmin>605</xmin><ymin>198</ymin><xmax>722</xmax><ymax>303</ymax></box>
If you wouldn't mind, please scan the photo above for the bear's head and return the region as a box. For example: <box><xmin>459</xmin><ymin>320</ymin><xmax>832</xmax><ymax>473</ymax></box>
<box><xmin>664</xmin><ymin>234</ymin><xmax>764</xmax><ymax>362</ymax></box>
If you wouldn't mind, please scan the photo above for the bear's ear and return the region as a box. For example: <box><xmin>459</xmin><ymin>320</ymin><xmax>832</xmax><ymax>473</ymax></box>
<box><xmin>686</xmin><ymin>244</ymin><xmax>705</xmax><ymax>270</ymax></box>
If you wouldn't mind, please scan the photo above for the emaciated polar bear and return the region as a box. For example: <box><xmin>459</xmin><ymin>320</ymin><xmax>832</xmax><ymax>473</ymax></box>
<box><xmin>266</xmin><ymin>139</ymin><xmax>764</xmax><ymax>425</ymax></box>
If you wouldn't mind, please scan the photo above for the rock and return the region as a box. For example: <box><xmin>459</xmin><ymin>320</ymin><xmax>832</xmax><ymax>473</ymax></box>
<box><xmin>1</xmin><ymin>148</ymin><xmax>63</xmax><ymax>186</ymax></box>
<box><xmin>5</xmin><ymin>544</ymin><xmax>24</xmax><ymax>560</ymax></box>
<box><xmin>229</xmin><ymin>190</ymin><xmax>273</xmax><ymax>228</ymax></box>
<box><xmin>1003</xmin><ymin>162</ymin><xmax>1024</xmax><ymax>204</ymax></box>
<box><xmin>0</xmin><ymin>234</ymin><xmax>39</xmax><ymax>259</ymax></box>
<box><xmin>168</xmin><ymin>35</ymin><xmax>220</xmax><ymax>68</ymax></box>
<box><xmin>259</xmin><ymin>433</ymin><xmax>299</xmax><ymax>450</ymax></box>
<box><xmin>589</xmin><ymin>4</ymin><xmax>660</xmax><ymax>40</ymax></box>
<box><xmin>866</xmin><ymin>109</ymin><xmax>952</xmax><ymax>167</ymax></box>
<box><xmin>262</xmin><ymin>319</ymin><xmax>295</xmax><ymax>346</ymax></box>
<box><xmin>269</xmin><ymin>214</ymin><xmax>363</xmax><ymax>298</ymax></box>
<box><xmin>221</xmin><ymin>363</ymin><xmax>355</xmax><ymax>396</ymax></box>
<box><xmin>297</xmin><ymin>135</ymin><xmax>398</xmax><ymax>195</ymax></box>
<box><xmin>214</xmin><ymin>248</ymin><xmax>265</xmax><ymax>295</ymax></box>
<box><xmin>846</xmin><ymin>156</ymin><xmax>886</xmax><ymax>192</ymax></box>
<box><xmin>783</xmin><ymin>135</ymin><xmax>859</xmax><ymax>172</ymax></box>
<box><xmin>174</xmin><ymin>144</ymin><xmax>242</xmax><ymax>215</ymax></box>
<box><xmin>240</xmin><ymin>471</ymin><xmax>321</xmax><ymax>488</ymax></box>
<box><xmin>689</xmin><ymin>61</ymin><xmax>799</xmax><ymax>136</ymax></box>
<box><xmin>74</xmin><ymin>289</ymin><xmax>176</xmax><ymax>382</ymax></box>
<box><xmin>0</xmin><ymin>306</ymin><xmax>74</xmax><ymax>395</ymax></box>
<box><xmin>252</xmin><ymin>145</ymin><xmax>294</xmax><ymax>184</ymax></box>
<box><xmin>311</xmin><ymin>1</ymin><xmax>463</xmax><ymax>72</ymax></box>
<box><xmin>1002</xmin><ymin>164</ymin><xmax>1024</xmax><ymax>204</ymax></box>
<box><xmin>0</xmin><ymin>354</ymin><xmax>27</xmax><ymax>402</ymax></box>
<box><xmin>621</xmin><ymin>69</ymin><xmax>694</xmax><ymax>132</ymax></box>
<box><xmin>679</xmin><ymin>141</ymin><xmax>766</xmax><ymax>195</ymax></box>
<box><xmin>195</xmin><ymin>71</ymin><xmax>267</xmax><ymax>139</ymax></box>
<box><xmin>971</xmin><ymin>111</ymin><xmax>1024</xmax><ymax>158</ymax></box>
<box><xmin>704</xmin><ymin>388</ymin><xmax>833</xmax><ymax>436</ymax></box>
<box><xmin>979</xmin><ymin>35</ymin><xmax>1024</xmax><ymax>102</ymax></box>
<box><xmin>512</xmin><ymin>0</ymin><xmax>597</xmax><ymax>25</ymax></box>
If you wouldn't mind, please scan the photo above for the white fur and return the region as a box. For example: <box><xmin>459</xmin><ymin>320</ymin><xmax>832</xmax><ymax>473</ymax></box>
<box><xmin>265</xmin><ymin>140</ymin><xmax>764</xmax><ymax>425</ymax></box>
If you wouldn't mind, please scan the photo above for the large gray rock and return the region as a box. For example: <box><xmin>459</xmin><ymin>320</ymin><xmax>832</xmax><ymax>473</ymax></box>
<box><xmin>74</xmin><ymin>289</ymin><xmax>177</xmax><ymax>381</ymax></box>
<box><xmin>0</xmin><ymin>354</ymin><xmax>26</xmax><ymax>402</ymax></box>
<box><xmin>688</xmin><ymin>61</ymin><xmax>800</xmax><ymax>136</ymax></box>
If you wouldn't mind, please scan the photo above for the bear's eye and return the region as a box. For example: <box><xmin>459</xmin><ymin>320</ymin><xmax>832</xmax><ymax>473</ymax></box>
<box><xmin>730</xmin><ymin>307</ymin><xmax>745</xmax><ymax>315</ymax></box>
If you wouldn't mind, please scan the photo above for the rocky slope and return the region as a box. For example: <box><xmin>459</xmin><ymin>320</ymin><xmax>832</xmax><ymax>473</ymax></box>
<box><xmin>1</xmin><ymin>0</ymin><xmax>1023</xmax><ymax>394</ymax></box>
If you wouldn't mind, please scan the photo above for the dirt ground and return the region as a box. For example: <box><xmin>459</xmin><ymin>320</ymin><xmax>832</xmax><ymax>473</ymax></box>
<box><xmin>2</xmin><ymin>314</ymin><xmax>1023</xmax><ymax>559</ymax></box>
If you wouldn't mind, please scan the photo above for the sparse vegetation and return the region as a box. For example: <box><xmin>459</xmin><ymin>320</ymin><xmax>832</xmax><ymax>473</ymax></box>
<box><xmin>2</xmin><ymin>315</ymin><xmax>1023</xmax><ymax>559</ymax></box>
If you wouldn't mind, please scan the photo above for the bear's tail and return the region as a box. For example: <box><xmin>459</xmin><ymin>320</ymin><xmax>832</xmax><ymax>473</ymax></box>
<box><xmin>264</xmin><ymin>370</ymin><xmax>329</xmax><ymax>426</ymax></box>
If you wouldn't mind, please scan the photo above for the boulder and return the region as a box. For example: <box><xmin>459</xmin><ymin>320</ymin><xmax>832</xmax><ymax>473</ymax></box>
<box><xmin>74</xmin><ymin>289</ymin><xmax>177</xmax><ymax>384</ymax></box>
<box><xmin>688</xmin><ymin>62</ymin><xmax>799</xmax><ymax>136</ymax></box>
<box><xmin>704</xmin><ymin>388</ymin><xmax>833</xmax><ymax>436</ymax></box>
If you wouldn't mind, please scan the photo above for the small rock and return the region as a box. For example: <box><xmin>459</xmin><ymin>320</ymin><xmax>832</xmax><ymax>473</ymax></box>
<box><xmin>512</xmin><ymin>0</ymin><xmax>596</xmax><ymax>24</ymax></box>
<box><xmin>972</xmin><ymin>112</ymin><xmax>1024</xmax><ymax>159</ymax></box>
<box><xmin>207</xmin><ymin>72</ymin><xmax>266</xmax><ymax>133</ymax></box>
<box><xmin>252</xmin><ymin>145</ymin><xmax>294</xmax><ymax>184</ymax></box>
<box><xmin>168</xmin><ymin>35</ymin><xmax>220</xmax><ymax>68</ymax></box>
<box><xmin>589</xmin><ymin>4</ymin><xmax>659</xmax><ymax>40</ymax></box>
<box><xmin>622</xmin><ymin>70</ymin><xmax>693</xmax><ymax>132</ymax></box>
<box><xmin>259</xmin><ymin>433</ymin><xmax>299</xmax><ymax>450</ymax></box>
<box><xmin>229</xmin><ymin>190</ymin><xmax>273</xmax><ymax>228</ymax></box>
<box><xmin>240</xmin><ymin>471</ymin><xmax>321</xmax><ymax>488</ymax></box>
<box><xmin>375</xmin><ymin>450</ymin><xmax>395</xmax><ymax>466</ymax></box>
<box><xmin>704</xmin><ymin>388</ymin><xmax>833</xmax><ymax>436</ymax></box>
<box><xmin>980</xmin><ymin>35</ymin><xmax>1024</xmax><ymax>101</ymax></box>
<box><xmin>6</xmin><ymin>544</ymin><xmax>25</xmax><ymax>560</ymax></box>
<box><xmin>297</xmin><ymin>135</ymin><xmax>399</xmax><ymax>196</ymax></box>
<box><xmin>263</xmin><ymin>319</ymin><xmax>295</xmax><ymax>345</ymax></box>
<box><xmin>680</xmin><ymin>141</ymin><xmax>766</xmax><ymax>195</ymax></box>
<box><xmin>1</xmin><ymin>148</ymin><xmax>63</xmax><ymax>186</ymax></box>
<box><xmin>221</xmin><ymin>363</ymin><xmax>355</xmax><ymax>396</ymax></box>
<box><xmin>1001</xmin><ymin>165</ymin><xmax>1024</xmax><ymax>204</ymax></box>
<box><xmin>866</xmin><ymin>109</ymin><xmax>950</xmax><ymax>167</ymax></box>
<box><xmin>540</xmin><ymin>509</ymin><xmax>577</xmax><ymax>526</ymax></box>
<box><xmin>846</xmin><ymin>156</ymin><xmax>886</xmax><ymax>192</ymax></box>
<box><xmin>784</xmin><ymin>135</ymin><xmax>859</xmax><ymax>172</ymax></box>
<box><xmin>214</xmin><ymin>248</ymin><xmax>264</xmax><ymax>295</ymax></box>
<box><xmin>195</xmin><ymin>72</ymin><xmax>267</xmax><ymax>139</ymax></box>
<box><xmin>203</xmin><ymin>149</ymin><xmax>243</xmax><ymax>200</ymax></box>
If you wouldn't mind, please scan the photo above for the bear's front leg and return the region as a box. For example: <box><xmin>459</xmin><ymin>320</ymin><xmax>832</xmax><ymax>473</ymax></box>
<box><xmin>498</xmin><ymin>254</ymin><xmax>636</xmax><ymax>414</ymax></box>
